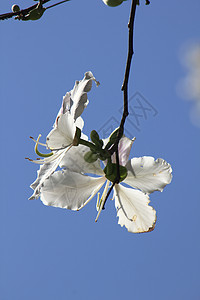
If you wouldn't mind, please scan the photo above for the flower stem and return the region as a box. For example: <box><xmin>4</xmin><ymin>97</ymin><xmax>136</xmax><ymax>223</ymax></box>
<box><xmin>110</xmin><ymin>0</ymin><xmax>137</xmax><ymax>156</ymax></box>
<box><xmin>79</xmin><ymin>138</ymin><xmax>96</xmax><ymax>152</ymax></box>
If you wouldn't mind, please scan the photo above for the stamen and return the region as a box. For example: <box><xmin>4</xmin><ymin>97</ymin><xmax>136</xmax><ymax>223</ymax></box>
<box><xmin>96</xmin><ymin>192</ymin><xmax>100</xmax><ymax>211</ymax></box>
<box><xmin>111</xmin><ymin>194</ymin><xmax>115</xmax><ymax>201</ymax></box>
<box><xmin>25</xmin><ymin>157</ymin><xmax>33</xmax><ymax>161</ymax></box>
<box><xmin>48</xmin><ymin>143</ymin><xmax>72</xmax><ymax>151</ymax></box>
<box><xmin>34</xmin><ymin>134</ymin><xmax>53</xmax><ymax>158</ymax></box>
<box><xmin>95</xmin><ymin>180</ymin><xmax>110</xmax><ymax>222</ymax></box>
<box><xmin>28</xmin><ymin>143</ymin><xmax>73</xmax><ymax>165</ymax></box>
<box><xmin>30</xmin><ymin>136</ymin><xmax>46</xmax><ymax>147</ymax></box>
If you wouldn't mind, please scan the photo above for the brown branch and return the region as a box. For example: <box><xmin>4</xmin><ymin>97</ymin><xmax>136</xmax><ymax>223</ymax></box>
<box><xmin>109</xmin><ymin>0</ymin><xmax>137</xmax><ymax>156</ymax></box>
<box><xmin>102</xmin><ymin>180</ymin><xmax>117</xmax><ymax>210</ymax></box>
<box><xmin>121</xmin><ymin>0</ymin><xmax>137</xmax><ymax>117</ymax></box>
<box><xmin>0</xmin><ymin>0</ymin><xmax>51</xmax><ymax>20</ymax></box>
<box><xmin>103</xmin><ymin>0</ymin><xmax>137</xmax><ymax>210</ymax></box>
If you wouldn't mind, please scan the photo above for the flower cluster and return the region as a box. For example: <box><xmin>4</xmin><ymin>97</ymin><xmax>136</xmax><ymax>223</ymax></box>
<box><xmin>29</xmin><ymin>71</ymin><xmax>172</xmax><ymax>233</ymax></box>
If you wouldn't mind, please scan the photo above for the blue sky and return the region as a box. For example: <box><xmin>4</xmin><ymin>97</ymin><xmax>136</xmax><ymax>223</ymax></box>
<box><xmin>0</xmin><ymin>0</ymin><xmax>200</xmax><ymax>299</ymax></box>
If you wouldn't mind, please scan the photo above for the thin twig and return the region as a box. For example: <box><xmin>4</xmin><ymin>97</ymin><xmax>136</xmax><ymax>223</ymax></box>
<box><xmin>109</xmin><ymin>0</ymin><xmax>137</xmax><ymax>156</ymax></box>
<box><xmin>102</xmin><ymin>180</ymin><xmax>117</xmax><ymax>210</ymax></box>
<box><xmin>103</xmin><ymin>0</ymin><xmax>137</xmax><ymax>209</ymax></box>
<box><xmin>46</xmin><ymin>0</ymin><xmax>70</xmax><ymax>10</ymax></box>
<box><xmin>115</xmin><ymin>145</ymin><xmax>120</xmax><ymax>184</ymax></box>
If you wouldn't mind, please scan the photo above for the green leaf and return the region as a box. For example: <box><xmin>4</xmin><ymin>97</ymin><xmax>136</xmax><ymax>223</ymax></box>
<box><xmin>90</xmin><ymin>130</ymin><xmax>103</xmax><ymax>148</ymax></box>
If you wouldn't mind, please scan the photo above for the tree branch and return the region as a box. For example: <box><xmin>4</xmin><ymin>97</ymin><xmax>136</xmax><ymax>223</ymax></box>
<box><xmin>109</xmin><ymin>0</ymin><xmax>137</xmax><ymax>156</ymax></box>
<box><xmin>103</xmin><ymin>0</ymin><xmax>137</xmax><ymax>210</ymax></box>
<box><xmin>102</xmin><ymin>180</ymin><xmax>117</xmax><ymax>210</ymax></box>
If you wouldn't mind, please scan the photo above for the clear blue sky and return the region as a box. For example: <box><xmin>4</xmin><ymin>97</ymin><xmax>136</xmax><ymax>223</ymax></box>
<box><xmin>0</xmin><ymin>1</ymin><xmax>199</xmax><ymax>299</ymax></box>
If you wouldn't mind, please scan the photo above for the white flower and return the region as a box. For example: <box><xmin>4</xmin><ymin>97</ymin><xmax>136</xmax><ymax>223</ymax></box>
<box><xmin>29</xmin><ymin>71</ymin><xmax>99</xmax><ymax>200</ymax></box>
<box><xmin>39</xmin><ymin>135</ymin><xmax>172</xmax><ymax>233</ymax></box>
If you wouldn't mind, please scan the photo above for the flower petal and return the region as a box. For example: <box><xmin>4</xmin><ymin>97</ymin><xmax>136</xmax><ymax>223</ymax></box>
<box><xmin>29</xmin><ymin>148</ymin><xmax>70</xmax><ymax>200</ymax></box>
<box><xmin>40</xmin><ymin>170</ymin><xmax>105</xmax><ymax>210</ymax></box>
<box><xmin>46</xmin><ymin>112</ymin><xmax>77</xmax><ymax>150</ymax></box>
<box><xmin>118</xmin><ymin>136</ymin><xmax>135</xmax><ymax>166</ymax></box>
<box><xmin>114</xmin><ymin>184</ymin><xmax>156</xmax><ymax>233</ymax></box>
<box><xmin>111</xmin><ymin>136</ymin><xmax>135</xmax><ymax>166</ymax></box>
<box><xmin>124</xmin><ymin>157</ymin><xmax>172</xmax><ymax>194</ymax></box>
<box><xmin>60</xmin><ymin>144</ymin><xmax>104</xmax><ymax>176</ymax></box>
<box><xmin>59</xmin><ymin>71</ymin><xmax>99</xmax><ymax>121</ymax></box>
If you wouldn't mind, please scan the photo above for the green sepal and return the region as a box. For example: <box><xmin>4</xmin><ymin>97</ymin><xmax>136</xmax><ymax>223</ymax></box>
<box><xmin>98</xmin><ymin>153</ymin><xmax>106</xmax><ymax>161</ymax></box>
<box><xmin>73</xmin><ymin>127</ymin><xmax>81</xmax><ymax>146</ymax></box>
<box><xmin>105</xmin><ymin>162</ymin><xmax>113</xmax><ymax>176</ymax></box>
<box><xmin>90</xmin><ymin>130</ymin><xmax>100</xmax><ymax>143</ymax></box>
<box><xmin>90</xmin><ymin>130</ymin><xmax>103</xmax><ymax>148</ymax></box>
<box><xmin>97</xmin><ymin>149</ymin><xmax>111</xmax><ymax>161</ymax></box>
<box><xmin>104</xmin><ymin>163</ymin><xmax>127</xmax><ymax>183</ymax></box>
<box><xmin>105</xmin><ymin>128</ymin><xmax>123</xmax><ymax>150</ymax></box>
<box><xmin>84</xmin><ymin>151</ymin><xmax>98</xmax><ymax>163</ymax></box>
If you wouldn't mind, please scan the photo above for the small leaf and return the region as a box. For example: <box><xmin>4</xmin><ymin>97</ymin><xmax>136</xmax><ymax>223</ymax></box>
<box><xmin>90</xmin><ymin>130</ymin><xmax>103</xmax><ymax>148</ymax></box>
<box><xmin>90</xmin><ymin>130</ymin><xmax>100</xmax><ymax>142</ymax></box>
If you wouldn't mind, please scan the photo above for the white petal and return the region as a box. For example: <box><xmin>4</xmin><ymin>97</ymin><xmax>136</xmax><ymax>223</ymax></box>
<box><xmin>75</xmin><ymin>116</ymin><xmax>84</xmax><ymax>129</ymax></box>
<box><xmin>124</xmin><ymin>157</ymin><xmax>172</xmax><ymax>194</ymax></box>
<box><xmin>114</xmin><ymin>184</ymin><xmax>156</xmax><ymax>233</ymax></box>
<box><xmin>118</xmin><ymin>136</ymin><xmax>135</xmax><ymax>166</ymax></box>
<box><xmin>60</xmin><ymin>144</ymin><xmax>104</xmax><ymax>176</ymax></box>
<box><xmin>29</xmin><ymin>148</ymin><xmax>70</xmax><ymax>200</ymax></box>
<box><xmin>40</xmin><ymin>170</ymin><xmax>105</xmax><ymax>210</ymax></box>
<box><xmin>60</xmin><ymin>71</ymin><xmax>99</xmax><ymax>121</ymax></box>
<box><xmin>55</xmin><ymin>72</ymin><xmax>99</xmax><ymax>123</ymax></box>
<box><xmin>59</xmin><ymin>92</ymin><xmax>71</xmax><ymax>115</ymax></box>
<box><xmin>112</xmin><ymin>136</ymin><xmax>135</xmax><ymax>166</ymax></box>
<box><xmin>46</xmin><ymin>112</ymin><xmax>76</xmax><ymax>150</ymax></box>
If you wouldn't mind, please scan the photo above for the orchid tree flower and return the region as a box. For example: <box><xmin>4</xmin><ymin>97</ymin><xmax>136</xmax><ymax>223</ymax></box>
<box><xmin>29</xmin><ymin>71</ymin><xmax>99</xmax><ymax>200</ymax></box>
<box><xmin>39</xmin><ymin>132</ymin><xmax>172</xmax><ymax>233</ymax></box>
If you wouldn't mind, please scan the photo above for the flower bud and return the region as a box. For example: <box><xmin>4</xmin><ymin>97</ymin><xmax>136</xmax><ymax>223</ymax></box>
<box><xmin>90</xmin><ymin>130</ymin><xmax>100</xmax><ymax>143</ymax></box>
<box><xmin>12</xmin><ymin>4</ymin><xmax>20</xmax><ymax>12</ymax></box>
<box><xmin>104</xmin><ymin>163</ymin><xmax>127</xmax><ymax>183</ymax></box>
<box><xmin>102</xmin><ymin>0</ymin><xmax>125</xmax><ymax>7</ymax></box>
<box><xmin>90</xmin><ymin>130</ymin><xmax>103</xmax><ymax>148</ymax></box>
<box><xmin>84</xmin><ymin>151</ymin><xmax>98</xmax><ymax>163</ymax></box>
